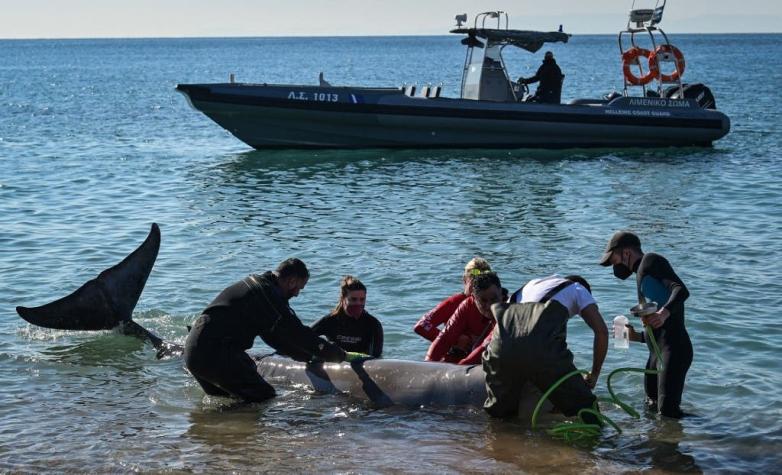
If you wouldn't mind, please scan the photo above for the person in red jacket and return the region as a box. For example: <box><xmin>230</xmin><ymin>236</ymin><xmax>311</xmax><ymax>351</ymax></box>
<box><xmin>425</xmin><ymin>272</ymin><xmax>503</xmax><ymax>365</ymax></box>
<box><xmin>413</xmin><ymin>257</ymin><xmax>492</xmax><ymax>362</ymax></box>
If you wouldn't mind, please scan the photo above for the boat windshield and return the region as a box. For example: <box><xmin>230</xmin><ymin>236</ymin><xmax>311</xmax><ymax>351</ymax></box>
<box><xmin>462</xmin><ymin>44</ymin><xmax>514</xmax><ymax>101</ymax></box>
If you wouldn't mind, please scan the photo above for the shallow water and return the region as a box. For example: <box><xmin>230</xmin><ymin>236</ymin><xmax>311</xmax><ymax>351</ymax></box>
<box><xmin>1</xmin><ymin>34</ymin><xmax>781</xmax><ymax>473</ymax></box>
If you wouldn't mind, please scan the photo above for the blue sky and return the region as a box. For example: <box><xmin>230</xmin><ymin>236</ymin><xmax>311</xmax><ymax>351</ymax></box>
<box><xmin>1</xmin><ymin>0</ymin><xmax>779</xmax><ymax>39</ymax></box>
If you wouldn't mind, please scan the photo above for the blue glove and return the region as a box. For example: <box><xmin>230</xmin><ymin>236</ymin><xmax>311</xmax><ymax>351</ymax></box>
<box><xmin>344</xmin><ymin>351</ymin><xmax>373</xmax><ymax>363</ymax></box>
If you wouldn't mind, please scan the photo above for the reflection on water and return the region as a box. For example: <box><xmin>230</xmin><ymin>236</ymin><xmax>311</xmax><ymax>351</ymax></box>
<box><xmin>39</xmin><ymin>333</ymin><xmax>148</xmax><ymax>370</ymax></box>
<box><xmin>638</xmin><ymin>420</ymin><xmax>701</xmax><ymax>473</ymax></box>
<box><xmin>600</xmin><ymin>418</ymin><xmax>702</xmax><ymax>473</ymax></box>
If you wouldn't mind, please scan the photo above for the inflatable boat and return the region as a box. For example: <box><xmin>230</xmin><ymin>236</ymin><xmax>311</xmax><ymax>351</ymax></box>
<box><xmin>176</xmin><ymin>6</ymin><xmax>730</xmax><ymax>149</ymax></box>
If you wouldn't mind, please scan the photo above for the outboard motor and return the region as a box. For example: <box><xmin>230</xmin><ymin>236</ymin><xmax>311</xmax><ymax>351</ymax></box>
<box><xmin>664</xmin><ymin>83</ymin><xmax>717</xmax><ymax>109</ymax></box>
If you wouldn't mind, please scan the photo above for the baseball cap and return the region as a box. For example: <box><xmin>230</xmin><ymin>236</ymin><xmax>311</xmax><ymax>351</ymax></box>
<box><xmin>599</xmin><ymin>231</ymin><xmax>641</xmax><ymax>266</ymax></box>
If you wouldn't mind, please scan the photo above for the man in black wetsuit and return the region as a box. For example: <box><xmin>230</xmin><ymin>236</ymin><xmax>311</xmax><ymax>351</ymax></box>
<box><xmin>600</xmin><ymin>231</ymin><xmax>693</xmax><ymax>418</ymax></box>
<box><xmin>184</xmin><ymin>258</ymin><xmax>361</xmax><ymax>402</ymax></box>
<box><xmin>518</xmin><ymin>51</ymin><xmax>564</xmax><ymax>104</ymax></box>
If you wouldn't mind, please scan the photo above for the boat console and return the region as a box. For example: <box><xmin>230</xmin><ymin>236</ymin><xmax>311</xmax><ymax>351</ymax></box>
<box><xmin>450</xmin><ymin>11</ymin><xmax>570</xmax><ymax>103</ymax></box>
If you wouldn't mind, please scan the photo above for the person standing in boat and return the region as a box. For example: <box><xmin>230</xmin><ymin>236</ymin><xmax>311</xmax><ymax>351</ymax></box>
<box><xmin>184</xmin><ymin>258</ymin><xmax>367</xmax><ymax>403</ymax></box>
<box><xmin>482</xmin><ymin>274</ymin><xmax>605</xmax><ymax>423</ymax></box>
<box><xmin>414</xmin><ymin>257</ymin><xmax>493</xmax><ymax>362</ymax></box>
<box><xmin>599</xmin><ymin>231</ymin><xmax>692</xmax><ymax>419</ymax></box>
<box><xmin>311</xmin><ymin>275</ymin><xmax>383</xmax><ymax>358</ymax></box>
<box><xmin>518</xmin><ymin>51</ymin><xmax>564</xmax><ymax>104</ymax></box>
<box><xmin>426</xmin><ymin>272</ymin><xmax>504</xmax><ymax>365</ymax></box>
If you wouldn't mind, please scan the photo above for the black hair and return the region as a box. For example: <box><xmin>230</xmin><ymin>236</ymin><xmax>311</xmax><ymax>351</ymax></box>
<box><xmin>564</xmin><ymin>275</ymin><xmax>591</xmax><ymax>294</ymax></box>
<box><xmin>275</xmin><ymin>258</ymin><xmax>309</xmax><ymax>280</ymax></box>
<box><xmin>472</xmin><ymin>271</ymin><xmax>501</xmax><ymax>295</ymax></box>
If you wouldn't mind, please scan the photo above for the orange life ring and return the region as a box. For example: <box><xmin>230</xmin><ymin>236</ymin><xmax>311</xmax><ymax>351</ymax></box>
<box><xmin>622</xmin><ymin>47</ymin><xmax>655</xmax><ymax>86</ymax></box>
<box><xmin>650</xmin><ymin>44</ymin><xmax>686</xmax><ymax>82</ymax></box>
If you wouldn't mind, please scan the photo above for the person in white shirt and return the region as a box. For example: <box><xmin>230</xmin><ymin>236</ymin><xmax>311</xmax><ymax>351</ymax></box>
<box><xmin>483</xmin><ymin>275</ymin><xmax>608</xmax><ymax>421</ymax></box>
<box><xmin>511</xmin><ymin>274</ymin><xmax>608</xmax><ymax>388</ymax></box>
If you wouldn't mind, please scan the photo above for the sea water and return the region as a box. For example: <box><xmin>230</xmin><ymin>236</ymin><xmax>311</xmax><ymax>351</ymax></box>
<box><xmin>1</xmin><ymin>34</ymin><xmax>781</xmax><ymax>472</ymax></box>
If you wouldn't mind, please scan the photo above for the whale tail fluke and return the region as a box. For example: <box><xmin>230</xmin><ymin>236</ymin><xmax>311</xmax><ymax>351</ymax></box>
<box><xmin>15</xmin><ymin>223</ymin><xmax>179</xmax><ymax>356</ymax></box>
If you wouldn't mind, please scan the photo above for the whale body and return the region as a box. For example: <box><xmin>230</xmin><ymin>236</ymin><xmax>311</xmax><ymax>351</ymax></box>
<box><xmin>257</xmin><ymin>355</ymin><xmax>487</xmax><ymax>406</ymax></box>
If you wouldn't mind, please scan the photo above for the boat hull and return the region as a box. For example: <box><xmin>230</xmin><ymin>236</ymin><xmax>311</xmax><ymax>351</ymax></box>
<box><xmin>177</xmin><ymin>83</ymin><xmax>730</xmax><ymax>149</ymax></box>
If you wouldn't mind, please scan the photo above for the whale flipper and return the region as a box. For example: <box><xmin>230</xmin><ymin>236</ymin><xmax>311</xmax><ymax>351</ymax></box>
<box><xmin>16</xmin><ymin>223</ymin><xmax>161</xmax><ymax>331</ymax></box>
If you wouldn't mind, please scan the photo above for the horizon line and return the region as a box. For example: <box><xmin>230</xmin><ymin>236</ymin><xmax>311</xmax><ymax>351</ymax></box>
<box><xmin>2</xmin><ymin>31</ymin><xmax>779</xmax><ymax>41</ymax></box>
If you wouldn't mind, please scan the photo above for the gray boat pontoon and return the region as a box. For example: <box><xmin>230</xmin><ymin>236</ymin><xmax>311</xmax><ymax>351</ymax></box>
<box><xmin>177</xmin><ymin>4</ymin><xmax>730</xmax><ymax>149</ymax></box>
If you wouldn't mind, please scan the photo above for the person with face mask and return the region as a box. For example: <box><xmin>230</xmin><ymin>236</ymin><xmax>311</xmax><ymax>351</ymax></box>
<box><xmin>184</xmin><ymin>258</ymin><xmax>360</xmax><ymax>403</ymax></box>
<box><xmin>426</xmin><ymin>272</ymin><xmax>504</xmax><ymax>365</ymax></box>
<box><xmin>599</xmin><ymin>231</ymin><xmax>692</xmax><ymax>418</ymax></box>
<box><xmin>311</xmin><ymin>275</ymin><xmax>383</xmax><ymax>358</ymax></box>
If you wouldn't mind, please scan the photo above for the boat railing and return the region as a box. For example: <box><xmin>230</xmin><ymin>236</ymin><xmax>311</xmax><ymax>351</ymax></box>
<box><xmin>618</xmin><ymin>0</ymin><xmax>684</xmax><ymax>97</ymax></box>
<box><xmin>474</xmin><ymin>11</ymin><xmax>508</xmax><ymax>30</ymax></box>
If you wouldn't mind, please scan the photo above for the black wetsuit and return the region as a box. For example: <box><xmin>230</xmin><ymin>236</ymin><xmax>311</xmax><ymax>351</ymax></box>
<box><xmin>525</xmin><ymin>58</ymin><xmax>564</xmax><ymax>104</ymax></box>
<box><xmin>635</xmin><ymin>252</ymin><xmax>693</xmax><ymax>418</ymax></box>
<box><xmin>311</xmin><ymin>310</ymin><xmax>384</xmax><ymax>358</ymax></box>
<box><xmin>184</xmin><ymin>272</ymin><xmax>346</xmax><ymax>402</ymax></box>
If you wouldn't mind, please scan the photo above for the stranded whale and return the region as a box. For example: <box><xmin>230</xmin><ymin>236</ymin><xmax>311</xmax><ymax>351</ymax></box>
<box><xmin>15</xmin><ymin>223</ymin><xmax>548</xmax><ymax>414</ymax></box>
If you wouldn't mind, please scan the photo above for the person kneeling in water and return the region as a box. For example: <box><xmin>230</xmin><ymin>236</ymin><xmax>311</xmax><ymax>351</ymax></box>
<box><xmin>311</xmin><ymin>275</ymin><xmax>383</xmax><ymax>358</ymax></box>
<box><xmin>184</xmin><ymin>258</ymin><xmax>364</xmax><ymax>403</ymax></box>
<box><xmin>426</xmin><ymin>272</ymin><xmax>504</xmax><ymax>365</ymax></box>
<box><xmin>483</xmin><ymin>275</ymin><xmax>606</xmax><ymax>423</ymax></box>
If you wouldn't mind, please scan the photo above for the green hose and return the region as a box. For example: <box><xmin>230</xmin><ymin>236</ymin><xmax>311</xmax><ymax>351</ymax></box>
<box><xmin>530</xmin><ymin>324</ymin><xmax>665</xmax><ymax>442</ymax></box>
<box><xmin>531</xmin><ymin>369</ymin><xmax>589</xmax><ymax>430</ymax></box>
<box><xmin>645</xmin><ymin>324</ymin><xmax>665</xmax><ymax>371</ymax></box>
<box><xmin>603</xmin><ymin>324</ymin><xmax>666</xmax><ymax>417</ymax></box>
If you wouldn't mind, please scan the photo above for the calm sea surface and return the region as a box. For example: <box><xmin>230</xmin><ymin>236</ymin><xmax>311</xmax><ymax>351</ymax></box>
<box><xmin>1</xmin><ymin>34</ymin><xmax>781</xmax><ymax>473</ymax></box>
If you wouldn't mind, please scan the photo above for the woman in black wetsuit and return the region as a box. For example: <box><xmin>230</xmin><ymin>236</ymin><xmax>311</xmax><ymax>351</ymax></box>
<box><xmin>311</xmin><ymin>276</ymin><xmax>383</xmax><ymax>358</ymax></box>
<box><xmin>600</xmin><ymin>231</ymin><xmax>693</xmax><ymax>418</ymax></box>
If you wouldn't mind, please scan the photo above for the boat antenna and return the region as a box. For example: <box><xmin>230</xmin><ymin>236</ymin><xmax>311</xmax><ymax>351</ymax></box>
<box><xmin>454</xmin><ymin>13</ymin><xmax>467</xmax><ymax>28</ymax></box>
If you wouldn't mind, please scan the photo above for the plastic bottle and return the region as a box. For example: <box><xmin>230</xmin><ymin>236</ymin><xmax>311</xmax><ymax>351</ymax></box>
<box><xmin>613</xmin><ymin>315</ymin><xmax>630</xmax><ymax>349</ymax></box>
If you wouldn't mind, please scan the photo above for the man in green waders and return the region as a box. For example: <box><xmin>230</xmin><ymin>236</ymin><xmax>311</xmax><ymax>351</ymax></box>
<box><xmin>482</xmin><ymin>296</ymin><xmax>600</xmax><ymax>424</ymax></box>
